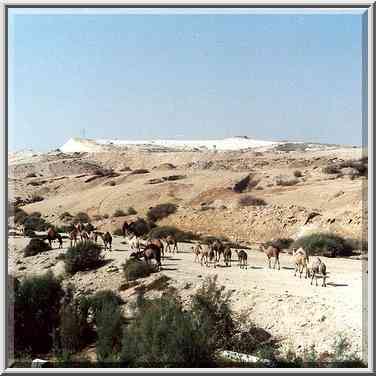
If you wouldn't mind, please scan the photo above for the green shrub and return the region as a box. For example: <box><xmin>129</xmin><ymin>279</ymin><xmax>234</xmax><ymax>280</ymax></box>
<box><xmin>22</xmin><ymin>212</ymin><xmax>51</xmax><ymax>231</ymax></box>
<box><xmin>14</xmin><ymin>207</ymin><xmax>28</xmax><ymax>224</ymax></box>
<box><xmin>113</xmin><ymin>209</ymin><xmax>126</xmax><ymax>217</ymax></box>
<box><xmin>96</xmin><ymin>302</ymin><xmax>123</xmax><ymax>363</ymax></box>
<box><xmin>293</xmin><ymin>170</ymin><xmax>303</xmax><ymax>178</ymax></box>
<box><xmin>88</xmin><ymin>290</ymin><xmax>123</xmax><ymax>321</ymax></box>
<box><xmin>73</xmin><ymin>212</ymin><xmax>90</xmax><ymax>224</ymax></box>
<box><xmin>122</xmin><ymin>259</ymin><xmax>152</xmax><ymax>281</ymax></box>
<box><xmin>113</xmin><ymin>228</ymin><xmax>123</xmax><ymax>236</ymax></box>
<box><xmin>147</xmin><ymin>203</ymin><xmax>177</xmax><ymax>222</ymax></box>
<box><xmin>130</xmin><ymin>169</ymin><xmax>149</xmax><ymax>175</ymax></box>
<box><xmin>59</xmin><ymin>212</ymin><xmax>73</xmax><ymax>222</ymax></box>
<box><xmin>64</xmin><ymin>241</ymin><xmax>103</xmax><ymax>274</ymax></box>
<box><xmin>128</xmin><ymin>218</ymin><xmax>152</xmax><ymax>237</ymax></box>
<box><xmin>127</xmin><ymin>207</ymin><xmax>137</xmax><ymax>215</ymax></box>
<box><xmin>291</xmin><ymin>233</ymin><xmax>353</xmax><ymax>257</ymax></box>
<box><xmin>233</xmin><ymin>174</ymin><xmax>259</xmax><ymax>193</ymax></box>
<box><xmin>275</xmin><ymin>176</ymin><xmax>299</xmax><ymax>186</ymax></box>
<box><xmin>265</xmin><ymin>238</ymin><xmax>294</xmax><ymax>250</ymax></box>
<box><xmin>23</xmin><ymin>238</ymin><xmax>51</xmax><ymax>257</ymax></box>
<box><xmin>238</xmin><ymin>195</ymin><xmax>266</xmax><ymax>207</ymax></box>
<box><xmin>191</xmin><ymin>276</ymin><xmax>235</xmax><ymax>351</ymax></box>
<box><xmin>322</xmin><ymin>165</ymin><xmax>340</xmax><ymax>174</ymax></box>
<box><xmin>14</xmin><ymin>271</ymin><xmax>64</xmax><ymax>354</ymax></box>
<box><xmin>148</xmin><ymin>226</ymin><xmax>200</xmax><ymax>242</ymax></box>
<box><xmin>120</xmin><ymin>294</ymin><xmax>214</xmax><ymax>367</ymax></box>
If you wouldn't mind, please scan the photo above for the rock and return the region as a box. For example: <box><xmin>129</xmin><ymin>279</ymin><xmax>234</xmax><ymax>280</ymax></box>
<box><xmin>341</xmin><ymin>167</ymin><xmax>359</xmax><ymax>177</ymax></box>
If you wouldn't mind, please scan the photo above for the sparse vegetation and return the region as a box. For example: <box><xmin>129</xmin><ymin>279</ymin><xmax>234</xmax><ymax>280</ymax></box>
<box><xmin>122</xmin><ymin>259</ymin><xmax>152</xmax><ymax>281</ymax></box>
<box><xmin>147</xmin><ymin>203</ymin><xmax>177</xmax><ymax>222</ymax></box>
<box><xmin>23</xmin><ymin>238</ymin><xmax>51</xmax><ymax>257</ymax></box>
<box><xmin>265</xmin><ymin>238</ymin><xmax>294</xmax><ymax>250</ymax></box>
<box><xmin>275</xmin><ymin>176</ymin><xmax>299</xmax><ymax>186</ymax></box>
<box><xmin>129</xmin><ymin>169</ymin><xmax>149</xmax><ymax>175</ymax></box>
<box><xmin>113</xmin><ymin>228</ymin><xmax>124</xmax><ymax>236</ymax></box>
<box><xmin>238</xmin><ymin>195</ymin><xmax>267</xmax><ymax>207</ymax></box>
<box><xmin>73</xmin><ymin>212</ymin><xmax>90</xmax><ymax>224</ymax></box>
<box><xmin>293</xmin><ymin>170</ymin><xmax>303</xmax><ymax>178</ymax></box>
<box><xmin>59</xmin><ymin>212</ymin><xmax>73</xmax><ymax>222</ymax></box>
<box><xmin>233</xmin><ymin>174</ymin><xmax>259</xmax><ymax>193</ymax></box>
<box><xmin>128</xmin><ymin>218</ymin><xmax>152</xmax><ymax>237</ymax></box>
<box><xmin>291</xmin><ymin>233</ymin><xmax>354</xmax><ymax>257</ymax></box>
<box><xmin>126</xmin><ymin>207</ymin><xmax>137</xmax><ymax>215</ymax></box>
<box><xmin>274</xmin><ymin>143</ymin><xmax>309</xmax><ymax>152</ymax></box>
<box><xmin>113</xmin><ymin>209</ymin><xmax>127</xmax><ymax>217</ymax></box>
<box><xmin>64</xmin><ymin>241</ymin><xmax>103</xmax><ymax>274</ymax></box>
<box><xmin>14</xmin><ymin>272</ymin><xmax>64</xmax><ymax>354</ymax></box>
<box><xmin>148</xmin><ymin>226</ymin><xmax>200</xmax><ymax>242</ymax></box>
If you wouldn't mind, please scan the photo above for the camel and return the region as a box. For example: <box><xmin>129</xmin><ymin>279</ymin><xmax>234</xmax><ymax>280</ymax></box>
<box><xmin>164</xmin><ymin>235</ymin><xmax>178</xmax><ymax>254</ymax></box>
<box><xmin>223</xmin><ymin>246</ymin><xmax>232</xmax><ymax>267</ymax></box>
<box><xmin>236</xmin><ymin>249</ymin><xmax>248</xmax><ymax>269</ymax></box>
<box><xmin>147</xmin><ymin>238</ymin><xmax>165</xmax><ymax>257</ymax></box>
<box><xmin>292</xmin><ymin>247</ymin><xmax>310</xmax><ymax>279</ymax></box>
<box><xmin>308</xmin><ymin>257</ymin><xmax>327</xmax><ymax>287</ymax></box>
<box><xmin>69</xmin><ymin>229</ymin><xmax>79</xmax><ymax>247</ymax></box>
<box><xmin>80</xmin><ymin>230</ymin><xmax>90</xmax><ymax>241</ymax></box>
<box><xmin>210</xmin><ymin>240</ymin><xmax>225</xmax><ymax>262</ymax></box>
<box><xmin>46</xmin><ymin>228</ymin><xmax>63</xmax><ymax>249</ymax></box>
<box><xmin>89</xmin><ymin>231</ymin><xmax>99</xmax><ymax>242</ymax></box>
<box><xmin>192</xmin><ymin>244</ymin><xmax>203</xmax><ymax>263</ymax></box>
<box><xmin>99</xmin><ymin>232</ymin><xmax>112</xmax><ymax>251</ymax></box>
<box><xmin>207</xmin><ymin>247</ymin><xmax>216</xmax><ymax>268</ymax></box>
<box><xmin>260</xmin><ymin>244</ymin><xmax>281</xmax><ymax>270</ymax></box>
<box><xmin>122</xmin><ymin>220</ymin><xmax>138</xmax><ymax>237</ymax></box>
<box><xmin>131</xmin><ymin>244</ymin><xmax>162</xmax><ymax>271</ymax></box>
<box><xmin>126</xmin><ymin>235</ymin><xmax>147</xmax><ymax>252</ymax></box>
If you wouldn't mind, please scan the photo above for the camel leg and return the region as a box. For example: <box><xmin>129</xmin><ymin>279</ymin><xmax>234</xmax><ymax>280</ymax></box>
<box><xmin>277</xmin><ymin>258</ymin><xmax>280</xmax><ymax>270</ymax></box>
<box><xmin>323</xmin><ymin>276</ymin><xmax>326</xmax><ymax>287</ymax></box>
<box><xmin>310</xmin><ymin>272</ymin><xmax>314</xmax><ymax>285</ymax></box>
<box><xmin>268</xmin><ymin>258</ymin><xmax>271</xmax><ymax>269</ymax></box>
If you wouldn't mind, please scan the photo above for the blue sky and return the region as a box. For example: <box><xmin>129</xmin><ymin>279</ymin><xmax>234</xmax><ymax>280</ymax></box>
<box><xmin>8</xmin><ymin>8</ymin><xmax>366</xmax><ymax>152</ymax></box>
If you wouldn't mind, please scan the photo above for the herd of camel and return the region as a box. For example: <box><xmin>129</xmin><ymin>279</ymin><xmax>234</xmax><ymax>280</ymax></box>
<box><xmin>39</xmin><ymin>219</ymin><xmax>327</xmax><ymax>287</ymax></box>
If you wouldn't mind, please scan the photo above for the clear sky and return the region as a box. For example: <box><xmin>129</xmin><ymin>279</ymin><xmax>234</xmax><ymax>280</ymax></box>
<box><xmin>8</xmin><ymin>8</ymin><xmax>366</xmax><ymax>152</ymax></box>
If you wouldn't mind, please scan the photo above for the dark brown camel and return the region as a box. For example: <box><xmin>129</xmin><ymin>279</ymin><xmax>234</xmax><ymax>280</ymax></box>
<box><xmin>260</xmin><ymin>244</ymin><xmax>281</xmax><ymax>270</ymax></box>
<box><xmin>100</xmin><ymin>231</ymin><xmax>112</xmax><ymax>251</ymax></box>
<box><xmin>210</xmin><ymin>240</ymin><xmax>225</xmax><ymax>262</ymax></box>
<box><xmin>47</xmin><ymin>228</ymin><xmax>63</xmax><ymax>249</ymax></box>
<box><xmin>165</xmin><ymin>235</ymin><xmax>178</xmax><ymax>254</ymax></box>
<box><xmin>148</xmin><ymin>238</ymin><xmax>165</xmax><ymax>257</ymax></box>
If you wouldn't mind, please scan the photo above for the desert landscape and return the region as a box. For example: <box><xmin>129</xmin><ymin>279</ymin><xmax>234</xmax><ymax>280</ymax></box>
<box><xmin>8</xmin><ymin>137</ymin><xmax>368</xmax><ymax>366</ymax></box>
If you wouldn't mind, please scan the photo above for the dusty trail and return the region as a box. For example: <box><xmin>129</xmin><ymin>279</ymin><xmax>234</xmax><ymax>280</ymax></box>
<box><xmin>8</xmin><ymin>235</ymin><xmax>366</xmax><ymax>360</ymax></box>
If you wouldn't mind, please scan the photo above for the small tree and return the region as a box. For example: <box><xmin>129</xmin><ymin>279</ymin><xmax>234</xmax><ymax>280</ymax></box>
<box><xmin>147</xmin><ymin>203</ymin><xmax>177</xmax><ymax>223</ymax></box>
<box><xmin>73</xmin><ymin>212</ymin><xmax>90</xmax><ymax>224</ymax></box>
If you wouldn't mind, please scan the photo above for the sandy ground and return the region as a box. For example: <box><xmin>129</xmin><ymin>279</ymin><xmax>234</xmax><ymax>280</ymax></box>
<box><xmin>8</xmin><ymin>235</ymin><xmax>366</xmax><ymax>361</ymax></box>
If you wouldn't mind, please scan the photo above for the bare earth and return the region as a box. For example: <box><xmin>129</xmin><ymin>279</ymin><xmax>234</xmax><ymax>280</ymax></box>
<box><xmin>8</xmin><ymin>142</ymin><xmax>368</xmax><ymax>362</ymax></box>
<box><xmin>8</xmin><ymin>234</ymin><xmax>366</xmax><ymax>360</ymax></box>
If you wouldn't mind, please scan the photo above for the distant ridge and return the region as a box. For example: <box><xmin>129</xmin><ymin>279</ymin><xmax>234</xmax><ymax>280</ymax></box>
<box><xmin>60</xmin><ymin>137</ymin><xmax>281</xmax><ymax>153</ymax></box>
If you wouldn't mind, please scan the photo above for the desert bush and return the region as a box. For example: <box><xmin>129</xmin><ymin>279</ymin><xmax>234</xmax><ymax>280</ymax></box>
<box><xmin>93</xmin><ymin>214</ymin><xmax>103</xmax><ymax>221</ymax></box>
<box><xmin>23</xmin><ymin>212</ymin><xmax>51</xmax><ymax>231</ymax></box>
<box><xmin>238</xmin><ymin>195</ymin><xmax>267</xmax><ymax>207</ymax></box>
<box><xmin>293</xmin><ymin>170</ymin><xmax>303</xmax><ymax>178</ymax></box>
<box><xmin>24</xmin><ymin>228</ymin><xmax>36</xmax><ymax>238</ymax></box>
<box><xmin>338</xmin><ymin>158</ymin><xmax>368</xmax><ymax>177</ymax></box>
<box><xmin>233</xmin><ymin>174</ymin><xmax>259</xmax><ymax>193</ymax></box>
<box><xmin>64</xmin><ymin>241</ymin><xmax>103</xmax><ymax>274</ymax></box>
<box><xmin>113</xmin><ymin>209</ymin><xmax>126</xmax><ymax>217</ymax></box>
<box><xmin>26</xmin><ymin>173</ymin><xmax>37</xmax><ymax>178</ymax></box>
<box><xmin>274</xmin><ymin>143</ymin><xmax>308</xmax><ymax>152</ymax></box>
<box><xmin>113</xmin><ymin>228</ymin><xmax>123</xmax><ymax>236</ymax></box>
<box><xmin>14</xmin><ymin>271</ymin><xmax>64</xmax><ymax>354</ymax></box>
<box><xmin>275</xmin><ymin>176</ymin><xmax>299</xmax><ymax>186</ymax></box>
<box><xmin>105</xmin><ymin>180</ymin><xmax>116</xmax><ymax>186</ymax></box>
<box><xmin>265</xmin><ymin>238</ymin><xmax>294</xmax><ymax>250</ymax></box>
<box><xmin>322</xmin><ymin>165</ymin><xmax>340</xmax><ymax>174</ymax></box>
<box><xmin>59</xmin><ymin>212</ymin><xmax>73</xmax><ymax>221</ymax></box>
<box><xmin>73</xmin><ymin>212</ymin><xmax>90</xmax><ymax>224</ymax></box>
<box><xmin>13</xmin><ymin>207</ymin><xmax>28</xmax><ymax>224</ymax></box>
<box><xmin>129</xmin><ymin>169</ymin><xmax>149</xmax><ymax>175</ymax></box>
<box><xmin>122</xmin><ymin>259</ymin><xmax>152</xmax><ymax>281</ymax></box>
<box><xmin>23</xmin><ymin>238</ymin><xmax>51</xmax><ymax>257</ymax></box>
<box><xmin>84</xmin><ymin>223</ymin><xmax>95</xmax><ymax>232</ymax></box>
<box><xmin>147</xmin><ymin>203</ymin><xmax>177</xmax><ymax>222</ymax></box>
<box><xmin>191</xmin><ymin>275</ymin><xmax>236</xmax><ymax>351</ymax></box>
<box><xmin>127</xmin><ymin>218</ymin><xmax>152</xmax><ymax>237</ymax></box>
<box><xmin>103</xmin><ymin>214</ymin><xmax>109</xmax><ymax>219</ymax></box>
<box><xmin>58</xmin><ymin>224</ymin><xmax>75</xmax><ymax>233</ymax></box>
<box><xmin>29</xmin><ymin>194</ymin><xmax>44</xmax><ymax>203</ymax></box>
<box><xmin>126</xmin><ymin>207</ymin><xmax>137</xmax><ymax>215</ymax></box>
<box><xmin>148</xmin><ymin>226</ymin><xmax>200</xmax><ymax>242</ymax></box>
<box><xmin>291</xmin><ymin>233</ymin><xmax>353</xmax><ymax>257</ymax></box>
<box><xmin>120</xmin><ymin>293</ymin><xmax>215</xmax><ymax>367</ymax></box>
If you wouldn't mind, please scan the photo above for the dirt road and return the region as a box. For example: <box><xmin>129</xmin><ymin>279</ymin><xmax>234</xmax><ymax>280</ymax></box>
<box><xmin>8</xmin><ymin>235</ymin><xmax>366</xmax><ymax>360</ymax></box>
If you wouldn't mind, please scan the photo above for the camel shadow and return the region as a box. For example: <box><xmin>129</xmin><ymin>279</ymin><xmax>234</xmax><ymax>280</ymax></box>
<box><xmin>282</xmin><ymin>266</ymin><xmax>295</xmax><ymax>270</ymax></box>
<box><xmin>326</xmin><ymin>282</ymin><xmax>348</xmax><ymax>287</ymax></box>
<box><xmin>165</xmin><ymin>258</ymin><xmax>182</xmax><ymax>261</ymax></box>
<box><xmin>161</xmin><ymin>267</ymin><xmax>178</xmax><ymax>271</ymax></box>
<box><xmin>251</xmin><ymin>266</ymin><xmax>263</xmax><ymax>270</ymax></box>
